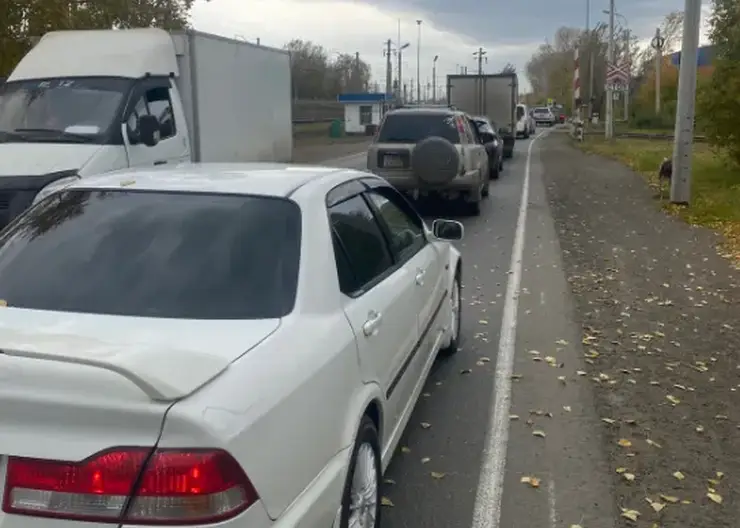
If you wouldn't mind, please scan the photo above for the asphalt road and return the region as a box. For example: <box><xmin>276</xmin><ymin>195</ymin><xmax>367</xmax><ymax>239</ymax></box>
<box><xmin>323</xmin><ymin>132</ymin><xmax>616</xmax><ymax>528</ymax></box>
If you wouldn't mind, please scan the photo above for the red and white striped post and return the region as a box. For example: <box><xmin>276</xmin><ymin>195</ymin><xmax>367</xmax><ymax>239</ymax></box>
<box><xmin>573</xmin><ymin>47</ymin><xmax>581</xmax><ymax>120</ymax></box>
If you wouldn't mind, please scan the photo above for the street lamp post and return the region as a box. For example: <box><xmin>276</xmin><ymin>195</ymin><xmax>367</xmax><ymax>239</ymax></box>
<box><xmin>416</xmin><ymin>20</ymin><xmax>422</xmax><ymax>103</ymax></box>
<box><xmin>432</xmin><ymin>55</ymin><xmax>439</xmax><ymax>102</ymax></box>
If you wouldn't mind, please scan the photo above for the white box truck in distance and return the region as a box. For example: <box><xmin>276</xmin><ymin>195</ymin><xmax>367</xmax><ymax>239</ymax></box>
<box><xmin>447</xmin><ymin>73</ymin><xmax>518</xmax><ymax>159</ymax></box>
<box><xmin>0</xmin><ymin>28</ymin><xmax>293</xmax><ymax>227</ymax></box>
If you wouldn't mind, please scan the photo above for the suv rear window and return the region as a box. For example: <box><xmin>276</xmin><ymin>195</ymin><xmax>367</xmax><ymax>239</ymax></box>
<box><xmin>377</xmin><ymin>113</ymin><xmax>460</xmax><ymax>143</ymax></box>
<box><xmin>0</xmin><ymin>189</ymin><xmax>301</xmax><ymax>319</ymax></box>
<box><xmin>533</xmin><ymin>107</ymin><xmax>550</xmax><ymax>114</ymax></box>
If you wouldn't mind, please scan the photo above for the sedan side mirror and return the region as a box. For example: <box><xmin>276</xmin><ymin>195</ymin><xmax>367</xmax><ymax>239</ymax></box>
<box><xmin>432</xmin><ymin>219</ymin><xmax>464</xmax><ymax>241</ymax></box>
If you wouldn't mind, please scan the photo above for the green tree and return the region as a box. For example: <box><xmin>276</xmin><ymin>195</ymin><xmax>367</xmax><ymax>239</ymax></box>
<box><xmin>0</xmin><ymin>0</ymin><xmax>195</xmax><ymax>76</ymax></box>
<box><xmin>697</xmin><ymin>0</ymin><xmax>740</xmax><ymax>164</ymax></box>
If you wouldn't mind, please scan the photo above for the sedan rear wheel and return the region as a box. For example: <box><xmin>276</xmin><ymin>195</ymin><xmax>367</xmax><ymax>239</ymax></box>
<box><xmin>339</xmin><ymin>416</ymin><xmax>381</xmax><ymax>528</ymax></box>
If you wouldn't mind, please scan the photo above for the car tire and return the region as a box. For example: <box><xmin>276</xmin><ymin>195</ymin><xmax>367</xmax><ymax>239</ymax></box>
<box><xmin>439</xmin><ymin>272</ymin><xmax>461</xmax><ymax>356</ymax></box>
<box><xmin>499</xmin><ymin>158</ymin><xmax>504</xmax><ymax>171</ymax></box>
<box><xmin>490</xmin><ymin>164</ymin><xmax>499</xmax><ymax>181</ymax></box>
<box><xmin>466</xmin><ymin>198</ymin><xmax>481</xmax><ymax>216</ymax></box>
<box><xmin>338</xmin><ymin>416</ymin><xmax>381</xmax><ymax>528</ymax></box>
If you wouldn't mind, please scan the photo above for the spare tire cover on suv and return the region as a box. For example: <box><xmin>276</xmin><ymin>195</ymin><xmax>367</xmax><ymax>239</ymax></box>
<box><xmin>411</xmin><ymin>136</ymin><xmax>460</xmax><ymax>186</ymax></box>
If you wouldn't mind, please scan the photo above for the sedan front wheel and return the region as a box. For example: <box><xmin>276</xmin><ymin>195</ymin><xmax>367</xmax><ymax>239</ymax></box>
<box><xmin>339</xmin><ymin>416</ymin><xmax>381</xmax><ymax>528</ymax></box>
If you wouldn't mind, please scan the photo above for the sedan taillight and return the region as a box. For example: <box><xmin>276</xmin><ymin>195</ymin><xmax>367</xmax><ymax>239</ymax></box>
<box><xmin>3</xmin><ymin>448</ymin><xmax>258</xmax><ymax>525</ymax></box>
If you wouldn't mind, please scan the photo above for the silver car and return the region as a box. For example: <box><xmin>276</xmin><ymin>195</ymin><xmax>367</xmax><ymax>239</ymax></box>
<box><xmin>366</xmin><ymin>107</ymin><xmax>489</xmax><ymax>215</ymax></box>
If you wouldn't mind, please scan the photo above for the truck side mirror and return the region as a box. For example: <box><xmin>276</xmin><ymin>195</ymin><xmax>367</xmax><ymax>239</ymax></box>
<box><xmin>138</xmin><ymin>115</ymin><xmax>160</xmax><ymax>147</ymax></box>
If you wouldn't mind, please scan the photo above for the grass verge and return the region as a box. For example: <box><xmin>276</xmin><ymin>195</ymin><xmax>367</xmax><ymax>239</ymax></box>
<box><xmin>575</xmin><ymin>136</ymin><xmax>740</xmax><ymax>265</ymax></box>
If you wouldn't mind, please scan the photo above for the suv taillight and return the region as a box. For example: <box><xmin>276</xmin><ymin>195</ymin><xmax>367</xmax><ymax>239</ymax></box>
<box><xmin>3</xmin><ymin>448</ymin><xmax>257</xmax><ymax>524</ymax></box>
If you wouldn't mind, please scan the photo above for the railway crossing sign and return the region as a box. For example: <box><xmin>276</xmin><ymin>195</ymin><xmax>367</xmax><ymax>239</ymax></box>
<box><xmin>606</xmin><ymin>62</ymin><xmax>629</xmax><ymax>85</ymax></box>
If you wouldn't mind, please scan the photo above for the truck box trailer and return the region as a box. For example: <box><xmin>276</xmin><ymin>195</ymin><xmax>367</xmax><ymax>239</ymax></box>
<box><xmin>0</xmin><ymin>28</ymin><xmax>293</xmax><ymax>227</ymax></box>
<box><xmin>447</xmin><ymin>73</ymin><xmax>518</xmax><ymax>158</ymax></box>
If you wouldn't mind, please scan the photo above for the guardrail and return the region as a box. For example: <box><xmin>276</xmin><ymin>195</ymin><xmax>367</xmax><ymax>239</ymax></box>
<box><xmin>293</xmin><ymin>117</ymin><xmax>338</xmax><ymax>124</ymax></box>
<box><xmin>582</xmin><ymin>130</ymin><xmax>708</xmax><ymax>142</ymax></box>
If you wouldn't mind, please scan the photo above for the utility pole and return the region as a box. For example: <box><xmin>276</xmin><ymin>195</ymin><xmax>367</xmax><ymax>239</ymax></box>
<box><xmin>670</xmin><ymin>0</ymin><xmax>703</xmax><ymax>205</ymax></box>
<box><xmin>474</xmin><ymin>47</ymin><xmax>487</xmax><ymax>75</ymax></box>
<box><xmin>432</xmin><ymin>55</ymin><xmax>439</xmax><ymax>102</ymax></box>
<box><xmin>384</xmin><ymin>40</ymin><xmax>392</xmax><ymax>96</ymax></box>
<box><xmin>416</xmin><ymin>20</ymin><xmax>422</xmax><ymax>103</ymax></box>
<box><xmin>355</xmin><ymin>51</ymin><xmax>361</xmax><ymax>91</ymax></box>
<box><xmin>605</xmin><ymin>0</ymin><xmax>615</xmax><ymax>139</ymax></box>
<box><xmin>586</xmin><ymin>0</ymin><xmax>595</xmax><ymax>120</ymax></box>
<box><xmin>623</xmin><ymin>28</ymin><xmax>630</xmax><ymax>121</ymax></box>
<box><xmin>651</xmin><ymin>28</ymin><xmax>665</xmax><ymax>114</ymax></box>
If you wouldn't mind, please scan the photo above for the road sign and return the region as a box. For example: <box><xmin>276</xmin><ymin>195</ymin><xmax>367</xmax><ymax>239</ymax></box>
<box><xmin>606</xmin><ymin>62</ymin><xmax>629</xmax><ymax>85</ymax></box>
<box><xmin>605</xmin><ymin>82</ymin><xmax>628</xmax><ymax>92</ymax></box>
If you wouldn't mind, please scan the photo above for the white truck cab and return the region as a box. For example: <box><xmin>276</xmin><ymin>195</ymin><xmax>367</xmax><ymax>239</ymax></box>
<box><xmin>0</xmin><ymin>28</ymin><xmax>293</xmax><ymax>227</ymax></box>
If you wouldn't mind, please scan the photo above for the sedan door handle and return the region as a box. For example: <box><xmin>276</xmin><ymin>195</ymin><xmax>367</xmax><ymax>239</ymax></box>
<box><xmin>362</xmin><ymin>310</ymin><xmax>383</xmax><ymax>337</ymax></box>
<box><xmin>415</xmin><ymin>268</ymin><xmax>426</xmax><ymax>286</ymax></box>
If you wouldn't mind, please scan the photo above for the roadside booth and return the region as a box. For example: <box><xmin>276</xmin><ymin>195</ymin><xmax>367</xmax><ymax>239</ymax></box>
<box><xmin>337</xmin><ymin>92</ymin><xmax>393</xmax><ymax>135</ymax></box>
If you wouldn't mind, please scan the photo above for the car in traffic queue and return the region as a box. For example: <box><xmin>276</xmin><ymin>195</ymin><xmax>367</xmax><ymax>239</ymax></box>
<box><xmin>471</xmin><ymin>115</ymin><xmax>504</xmax><ymax>181</ymax></box>
<box><xmin>366</xmin><ymin>106</ymin><xmax>489</xmax><ymax>215</ymax></box>
<box><xmin>532</xmin><ymin>106</ymin><xmax>556</xmax><ymax>127</ymax></box>
<box><xmin>515</xmin><ymin>103</ymin><xmax>535</xmax><ymax>138</ymax></box>
<box><xmin>0</xmin><ymin>162</ymin><xmax>464</xmax><ymax>528</ymax></box>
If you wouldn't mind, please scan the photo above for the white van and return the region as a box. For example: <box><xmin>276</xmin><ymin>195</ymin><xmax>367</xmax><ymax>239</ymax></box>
<box><xmin>515</xmin><ymin>103</ymin><xmax>535</xmax><ymax>139</ymax></box>
<box><xmin>0</xmin><ymin>28</ymin><xmax>293</xmax><ymax>228</ymax></box>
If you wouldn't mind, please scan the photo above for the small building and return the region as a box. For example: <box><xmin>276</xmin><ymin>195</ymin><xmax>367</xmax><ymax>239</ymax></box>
<box><xmin>337</xmin><ymin>92</ymin><xmax>393</xmax><ymax>135</ymax></box>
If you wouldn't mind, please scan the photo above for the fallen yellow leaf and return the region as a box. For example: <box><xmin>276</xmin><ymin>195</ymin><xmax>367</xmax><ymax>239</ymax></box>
<box><xmin>666</xmin><ymin>395</ymin><xmax>680</xmax><ymax>405</ymax></box>
<box><xmin>532</xmin><ymin>430</ymin><xmax>546</xmax><ymax>438</ymax></box>
<box><xmin>660</xmin><ymin>494</ymin><xmax>679</xmax><ymax>503</ymax></box>
<box><xmin>601</xmin><ymin>418</ymin><xmax>616</xmax><ymax>425</ymax></box>
<box><xmin>673</xmin><ymin>471</ymin><xmax>685</xmax><ymax>480</ymax></box>
<box><xmin>646</xmin><ymin>439</ymin><xmax>662</xmax><ymax>448</ymax></box>
<box><xmin>520</xmin><ymin>476</ymin><xmax>541</xmax><ymax>488</ymax></box>
<box><xmin>707</xmin><ymin>492</ymin><xmax>722</xmax><ymax>504</ymax></box>
<box><xmin>623</xmin><ymin>473</ymin><xmax>636</xmax><ymax>482</ymax></box>
<box><xmin>621</xmin><ymin>508</ymin><xmax>640</xmax><ymax>522</ymax></box>
<box><xmin>430</xmin><ymin>471</ymin><xmax>446</xmax><ymax>479</ymax></box>
<box><xmin>421</xmin><ymin>457</ymin><xmax>430</xmax><ymax>464</ymax></box>
<box><xmin>381</xmin><ymin>496</ymin><xmax>394</xmax><ymax>507</ymax></box>
<box><xmin>400</xmin><ymin>446</ymin><xmax>411</xmax><ymax>454</ymax></box>
<box><xmin>618</xmin><ymin>438</ymin><xmax>632</xmax><ymax>448</ymax></box>
<box><xmin>650</xmin><ymin>502</ymin><xmax>665</xmax><ymax>513</ymax></box>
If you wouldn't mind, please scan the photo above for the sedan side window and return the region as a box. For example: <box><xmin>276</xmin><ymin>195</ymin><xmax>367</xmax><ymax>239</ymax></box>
<box><xmin>329</xmin><ymin>195</ymin><xmax>394</xmax><ymax>295</ymax></box>
<box><xmin>365</xmin><ymin>189</ymin><xmax>426</xmax><ymax>263</ymax></box>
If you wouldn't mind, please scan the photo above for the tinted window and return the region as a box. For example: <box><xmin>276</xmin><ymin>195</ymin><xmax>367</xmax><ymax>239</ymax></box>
<box><xmin>0</xmin><ymin>190</ymin><xmax>300</xmax><ymax>319</ymax></box>
<box><xmin>366</xmin><ymin>190</ymin><xmax>425</xmax><ymax>262</ymax></box>
<box><xmin>516</xmin><ymin>106</ymin><xmax>525</xmax><ymax>120</ymax></box>
<box><xmin>329</xmin><ymin>195</ymin><xmax>393</xmax><ymax>294</ymax></box>
<box><xmin>377</xmin><ymin>113</ymin><xmax>460</xmax><ymax>143</ymax></box>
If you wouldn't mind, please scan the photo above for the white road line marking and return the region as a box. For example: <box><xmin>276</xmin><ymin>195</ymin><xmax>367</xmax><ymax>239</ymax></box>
<box><xmin>548</xmin><ymin>479</ymin><xmax>557</xmax><ymax>528</ymax></box>
<box><xmin>471</xmin><ymin>131</ymin><xmax>549</xmax><ymax>528</ymax></box>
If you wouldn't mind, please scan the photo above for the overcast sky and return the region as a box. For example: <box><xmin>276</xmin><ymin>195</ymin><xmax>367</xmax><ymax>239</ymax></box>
<box><xmin>191</xmin><ymin>0</ymin><xmax>712</xmax><ymax>93</ymax></box>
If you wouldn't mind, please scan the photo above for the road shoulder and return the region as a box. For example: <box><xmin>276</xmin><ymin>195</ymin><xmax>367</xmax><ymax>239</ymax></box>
<box><xmin>498</xmin><ymin>134</ymin><xmax>618</xmax><ymax>528</ymax></box>
<box><xmin>541</xmin><ymin>133</ymin><xmax>740</xmax><ymax>528</ymax></box>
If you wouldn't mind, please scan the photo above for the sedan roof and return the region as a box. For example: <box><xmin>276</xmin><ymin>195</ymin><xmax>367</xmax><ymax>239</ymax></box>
<box><xmin>69</xmin><ymin>163</ymin><xmax>346</xmax><ymax>197</ymax></box>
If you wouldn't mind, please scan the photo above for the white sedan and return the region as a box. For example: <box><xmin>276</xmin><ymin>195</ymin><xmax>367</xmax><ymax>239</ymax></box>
<box><xmin>0</xmin><ymin>163</ymin><xmax>463</xmax><ymax>528</ymax></box>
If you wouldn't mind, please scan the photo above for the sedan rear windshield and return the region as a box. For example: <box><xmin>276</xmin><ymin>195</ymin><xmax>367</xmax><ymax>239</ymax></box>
<box><xmin>533</xmin><ymin>108</ymin><xmax>551</xmax><ymax>114</ymax></box>
<box><xmin>0</xmin><ymin>189</ymin><xmax>301</xmax><ymax>319</ymax></box>
<box><xmin>377</xmin><ymin>113</ymin><xmax>460</xmax><ymax>143</ymax></box>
